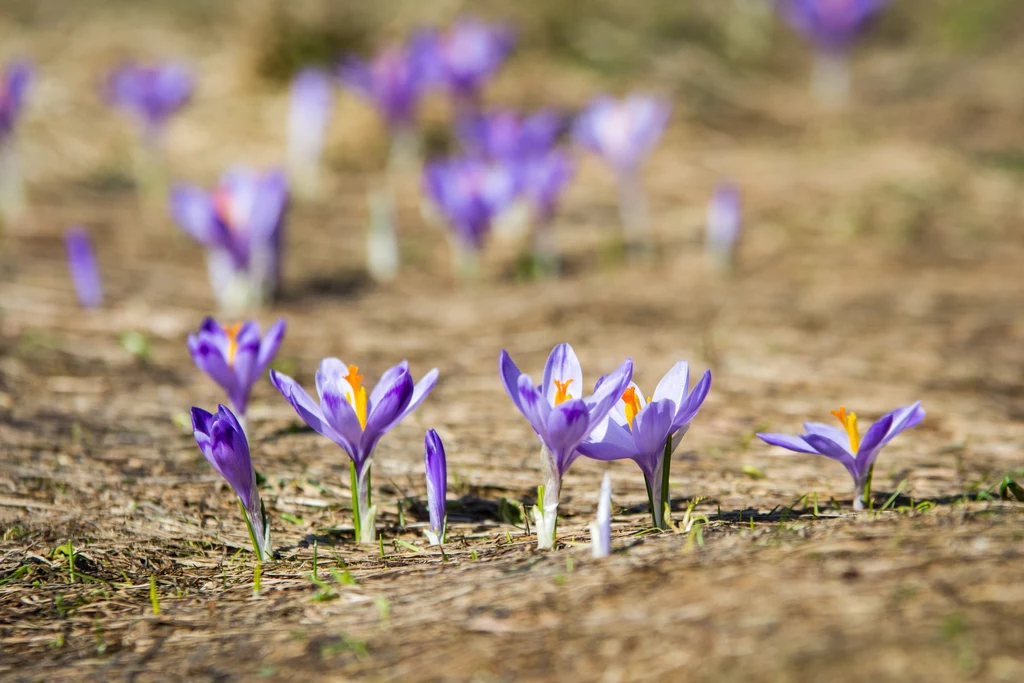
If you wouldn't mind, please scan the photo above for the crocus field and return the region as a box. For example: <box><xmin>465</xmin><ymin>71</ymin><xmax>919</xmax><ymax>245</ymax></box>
<box><xmin>1</xmin><ymin>1</ymin><xmax>1023</xmax><ymax>681</ymax></box>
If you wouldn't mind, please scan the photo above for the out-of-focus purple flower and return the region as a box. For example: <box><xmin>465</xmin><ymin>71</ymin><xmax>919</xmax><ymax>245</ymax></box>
<box><xmin>419</xmin><ymin>18</ymin><xmax>514</xmax><ymax>101</ymax></box>
<box><xmin>778</xmin><ymin>0</ymin><xmax>890</xmax><ymax>52</ymax></box>
<box><xmin>521</xmin><ymin>149</ymin><xmax>574</xmax><ymax>221</ymax></box>
<box><xmin>170</xmin><ymin>167</ymin><xmax>288</xmax><ymax>311</ymax></box>
<box><xmin>590</xmin><ymin>472</ymin><xmax>612</xmax><ymax>559</ymax></box>
<box><xmin>456</xmin><ymin>109</ymin><xmax>561</xmax><ymax>160</ymax></box>
<box><xmin>499</xmin><ymin>343</ymin><xmax>633</xmax><ymax>549</ymax></box>
<box><xmin>187</xmin><ymin>317</ymin><xmax>286</xmax><ymax>420</ymax></box>
<box><xmin>578</xmin><ymin>361</ymin><xmax>712</xmax><ymax>529</ymax></box>
<box><xmin>424</xmin><ymin>429</ymin><xmax>447</xmax><ymax>545</ymax></box>
<box><xmin>338</xmin><ymin>41</ymin><xmax>432</xmax><ymax>130</ymax></box>
<box><xmin>105</xmin><ymin>62</ymin><xmax>193</xmax><ymax>138</ymax></box>
<box><xmin>271</xmin><ymin>359</ymin><xmax>438</xmax><ymax>543</ymax></box>
<box><xmin>64</xmin><ymin>226</ymin><xmax>103</xmax><ymax>309</ymax></box>
<box><xmin>0</xmin><ymin>61</ymin><xmax>31</xmax><ymax>143</ymax></box>
<box><xmin>423</xmin><ymin>156</ymin><xmax>519</xmax><ymax>251</ymax></box>
<box><xmin>758</xmin><ymin>402</ymin><xmax>925</xmax><ymax>510</ymax></box>
<box><xmin>706</xmin><ymin>183</ymin><xmax>742</xmax><ymax>269</ymax></box>
<box><xmin>192</xmin><ymin>404</ymin><xmax>271</xmax><ymax>561</ymax></box>
<box><xmin>287</xmin><ymin>68</ymin><xmax>334</xmax><ymax>184</ymax></box>
<box><xmin>573</xmin><ymin>94</ymin><xmax>670</xmax><ymax>176</ymax></box>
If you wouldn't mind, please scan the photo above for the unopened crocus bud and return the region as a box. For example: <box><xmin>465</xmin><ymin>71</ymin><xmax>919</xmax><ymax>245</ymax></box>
<box><xmin>424</xmin><ymin>429</ymin><xmax>448</xmax><ymax>545</ymax></box>
<box><xmin>64</xmin><ymin>226</ymin><xmax>103</xmax><ymax>308</ymax></box>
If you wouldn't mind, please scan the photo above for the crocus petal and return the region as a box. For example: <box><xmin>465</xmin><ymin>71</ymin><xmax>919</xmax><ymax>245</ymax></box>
<box><xmin>369</xmin><ymin>361</ymin><xmax>410</xmax><ymax>410</ymax></box>
<box><xmin>585</xmin><ymin>358</ymin><xmax>634</xmax><ymax>424</ymax></box>
<box><xmin>360</xmin><ymin>370</ymin><xmax>415</xmax><ymax>458</ymax></box>
<box><xmin>391</xmin><ymin>368</ymin><xmax>440</xmax><ymax>427</ymax></box>
<box><xmin>802</xmin><ymin>421</ymin><xmax>853</xmax><ymax>450</ymax></box>
<box><xmin>189</xmin><ymin>336</ymin><xmax>240</xmax><ymax>400</ymax></box>
<box><xmin>270</xmin><ymin>369</ymin><xmax>344</xmax><ymax>445</ymax></box>
<box><xmin>499</xmin><ymin>350</ymin><xmax>526</xmax><ymax>414</ymax></box>
<box><xmin>578</xmin><ymin>417</ymin><xmax>636</xmax><ymax>462</ymax></box>
<box><xmin>757</xmin><ymin>432</ymin><xmax>821</xmax><ymax>454</ymax></box>
<box><xmin>672</xmin><ymin>369</ymin><xmax>712</xmax><ymax>430</ymax></box>
<box><xmin>64</xmin><ymin>227</ymin><xmax>103</xmax><ymax>309</ymax></box>
<box><xmin>802</xmin><ymin>433</ymin><xmax>859</xmax><ymax>473</ymax></box>
<box><xmin>424</xmin><ymin>429</ymin><xmax>447</xmax><ymax>538</ymax></box>
<box><xmin>191</xmin><ymin>406</ymin><xmax>216</xmax><ymax>438</ymax></box>
<box><xmin>255</xmin><ymin>318</ymin><xmax>286</xmax><ymax>376</ymax></box>
<box><xmin>652</xmin><ymin>360</ymin><xmax>689</xmax><ymax>406</ymax></box>
<box><xmin>542</xmin><ymin>343</ymin><xmax>584</xmax><ymax>406</ymax></box>
<box><xmin>630</xmin><ymin>399</ymin><xmax>676</xmax><ymax>474</ymax></box>
<box><xmin>170</xmin><ymin>185</ymin><xmax>218</xmax><ymax>245</ymax></box>
<box><xmin>319</xmin><ymin>376</ymin><xmax>365</xmax><ymax>454</ymax></box>
<box><xmin>517</xmin><ymin>374</ymin><xmax>551</xmax><ymax>441</ymax></box>
<box><xmin>315</xmin><ymin>357</ymin><xmax>351</xmax><ymax>402</ymax></box>
<box><xmin>881</xmin><ymin>401</ymin><xmax>925</xmax><ymax>446</ymax></box>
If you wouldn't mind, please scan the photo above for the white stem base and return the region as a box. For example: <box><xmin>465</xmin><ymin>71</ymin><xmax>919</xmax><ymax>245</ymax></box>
<box><xmin>532</xmin><ymin>501</ymin><xmax>559</xmax><ymax>550</ymax></box>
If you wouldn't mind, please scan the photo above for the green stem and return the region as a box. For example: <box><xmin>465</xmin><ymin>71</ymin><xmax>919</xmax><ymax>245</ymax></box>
<box><xmin>661</xmin><ymin>436</ymin><xmax>673</xmax><ymax>528</ymax></box>
<box><xmin>238</xmin><ymin>498</ymin><xmax>264</xmax><ymax>563</ymax></box>
<box><xmin>349</xmin><ymin>461</ymin><xmax>361</xmax><ymax>541</ymax></box>
<box><xmin>864</xmin><ymin>465</ymin><xmax>874</xmax><ymax>511</ymax></box>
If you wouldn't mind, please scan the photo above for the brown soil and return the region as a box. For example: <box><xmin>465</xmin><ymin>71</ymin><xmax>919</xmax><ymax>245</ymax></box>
<box><xmin>1</xmin><ymin>2</ymin><xmax>1023</xmax><ymax>681</ymax></box>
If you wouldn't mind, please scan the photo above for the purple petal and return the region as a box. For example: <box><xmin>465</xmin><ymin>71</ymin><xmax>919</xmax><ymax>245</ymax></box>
<box><xmin>359</xmin><ymin>370</ymin><xmax>415</xmax><ymax>459</ymax></box>
<box><xmin>652</xmin><ymin>360</ymin><xmax>689</xmax><ymax>407</ymax></box>
<box><xmin>544</xmin><ymin>399</ymin><xmax>591</xmax><ymax>477</ymax></box>
<box><xmin>190</xmin><ymin>406</ymin><xmax>215</xmax><ymax>437</ymax></box>
<box><xmin>188</xmin><ymin>336</ymin><xmax>240</xmax><ymax>406</ymax></box>
<box><xmin>269</xmin><ymin>369</ymin><xmax>344</xmax><ymax>446</ymax></box>
<box><xmin>424</xmin><ymin>429</ymin><xmax>447</xmax><ymax>537</ymax></box>
<box><xmin>630</xmin><ymin>399</ymin><xmax>676</xmax><ymax>474</ymax></box>
<box><xmin>802</xmin><ymin>433</ymin><xmax>859</xmax><ymax>477</ymax></box>
<box><xmin>802</xmin><ymin>421</ymin><xmax>852</xmax><ymax>449</ymax></box>
<box><xmin>64</xmin><ymin>227</ymin><xmax>103</xmax><ymax>308</ymax></box>
<box><xmin>369</xmin><ymin>361</ymin><xmax>410</xmax><ymax>410</ymax></box>
<box><xmin>318</xmin><ymin>379</ymin><xmax>366</xmax><ymax>456</ymax></box>
<box><xmin>672</xmin><ymin>369</ymin><xmax>712</xmax><ymax>431</ymax></box>
<box><xmin>499</xmin><ymin>350</ymin><xmax>526</xmax><ymax>414</ymax></box>
<box><xmin>315</xmin><ymin>358</ymin><xmax>350</xmax><ymax>403</ymax></box>
<box><xmin>757</xmin><ymin>432</ymin><xmax>820</xmax><ymax>454</ymax></box>
<box><xmin>542</xmin><ymin>343</ymin><xmax>583</xmax><ymax>406</ymax></box>
<box><xmin>392</xmin><ymin>367</ymin><xmax>439</xmax><ymax>426</ymax></box>
<box><xmin>193</xmin><ymin>404</ymin><xmax>257</xmax><ymax>509</ymax></box>
<box><xmin>169</xmin><ymin>185</ymin><xmax>218</xmax><ymax>246</ymax></box>
<box><xmin>585</xmin><ymin>358</ymin><xmax>634</xmax><ymax>425</ymax></box>
<box><xmin>577</xmin><ymin>418</ymin><xmax>636</xmax><ymax>462</ymax></box>
<box><xmin>516</xmin><ymin>374</ymin><xmax>551</xmax><ymax>440</ymax></box>
<box><xmin>255</xmin><ymin>318</ymin><xmax>286</xmax><ymax>376</ymax></box>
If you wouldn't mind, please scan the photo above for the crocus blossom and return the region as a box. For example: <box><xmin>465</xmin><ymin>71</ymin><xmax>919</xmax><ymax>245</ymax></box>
<box><xmin>170</xmin><ymin>167</ymin><xmax>289</xmax><ymax>313</ymax></box>
<box><xmin>757</xmin><ymin>401</ymin><xmax>925</xmax><ymax>510</ymax></box>
<box><xmin>187</xmin><ymin>317</ymin><xmax>286</xmax><ymax>424</ymax></box>
<box><xmin>105</xmin><ymin>61</ymin><xmax>193</xmax><ymax>141</ymax></box>
<box><xmin>64</xmin><ymin>226</ymin><xmax>103</xmax><ymax>309</ymax></box>
<box><xmin>287</xmin><ymin>68</ymin><xmax>335</xmax><ymax>196</ymax></box>
<box><xmin>590</xmin><ymin>472</ymin><xmax>612</xmax><ymax>559</ymax></box>
<box><xmin>271</xmin><ymin>359</ymin><xmax>438</xmax><ymax>544</ymax></box>
<box><xmin>420</xmin><ymin>18</ymin><xmax>514</xmax><ymax>107</ymax></box>
<box><xmin>0</xmin><ymin>61</ymin><xmax>31</xmax><ymax>225</ymax></box>
<box><xmin>456</xmin><ymin>109</ymin><xmax>561</xmax><ymax>160</ymax></box>
<box><xmin>423</xmin><ymin>156</ymin><xmax>519</xmax><ymax>254</ymax></box>
<box><xmin>192</xmin><ymin>405</ymin><xmax>271</xmax><ymax>562</ymax></box>
<box><xmin>338</xmin><ymin>41</ymin><xmax>432</xmax><ymax>131</ymax></box>
<box><xmin>777</xmin><ymin>0</ymin><xmax>890</xmax><ymax>105</ymax></box>
<box><xmin>578</xmin><ymin>361</ymin><xmax>712</xmax><ymax>529</ymax></box>
<box><xmin>573</xmin><ymin>94</ymin><xmax>670</xmax><ymax>248</ymax></box>
<box><xmin>499</xmin><ymin>343</ymin><xmax>633</xmax><ymax>549</ymax></box>
<box><xmin>0</xmin><ymin>61</ymin><xmax>31</xmax><ymax>144</ymax></box>
<box><xmin>706</xmin><ymin>183</ymin><xmax>741</xmax><ymax>271</ymax></box>
<box><xmin>424</xmin><ymin>429</ymin><xmax>447</xmax><ymax>545</ymax></box>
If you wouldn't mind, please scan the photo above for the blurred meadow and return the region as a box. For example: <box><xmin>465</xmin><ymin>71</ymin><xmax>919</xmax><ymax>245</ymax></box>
<box><xmin>1</xmin><ymin>0</ymin><xmax>1023</xmax><ymax>681</ymax></box>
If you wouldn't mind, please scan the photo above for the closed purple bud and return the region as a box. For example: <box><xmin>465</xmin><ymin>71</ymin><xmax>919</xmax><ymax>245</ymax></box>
<box><xmin>424</xmin><ymin>429</ymin><xmax>447</xmax><ymax>545</ymax></box>
<box><xmin>423</xmin><ymin>18</ymin><xmax>514</xmax><ymax>99</ymax></box>
<box><xmin>338</xmin><ymin>41</ymin><xmax>431</xmax><ymax>130</ymax></box>
<box><xmin>0</xmin><ymin>61</ymin><xmax>32</xmax><ymax>143</ymax></box>
<box><xmin>192</xmin><ymin>404</ymin><xmax>270</xmax><ymax>561</ymax></box>
<box><xmin>573</xmin><ymin>94</ymin><xmax>670</xmax><ymax>175</ymax></box>
<box><xmin>64</xmin><ymin>226</ymin><xmax>103</xmax><ymax>308</ymax></box>
<box><xmin>778</xmin><ymin>0</ymin><xmax>890</xmax><ymax>52</ymax></box>
<box><xmin>105</xmin><ymin>61</ymin><xmax>193</xmax><ymax>137</ymax></box>
<box><xmin>423</xmin><ymin>156</ymin><xmax>519</xmax><ymax>251</ymax></box>
<box><xmin>706</xmin><ymin>183</ymin><xmax>741</xmax><ymax>269</ymax></box>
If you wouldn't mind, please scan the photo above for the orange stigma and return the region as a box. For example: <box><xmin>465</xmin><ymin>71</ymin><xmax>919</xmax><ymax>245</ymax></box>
<box><xmin>213</xmin><ymin>189</ymin><xmax>236</xmax><ymax>230</ymax></box>
<box><xmin>830</xmin><ymin>406</ymin><xmax>861</xmax><ymax>452</ymax></box>
<box><xmin>622</xmin><ymin>387</ymin><xmax>642</xmax><ymax>430</ymax></box>
<box><xmin>552</xmin><ymin>379</ymin><xmax>574</xmax><ymax>405</ymax></box>
<box><xmin>223</xmin><ymin>323</ymin><xmax>242</xmax><ymax>366</ymax></box>
<box><xmin>344</xmin><ymin>364</ymin><xmax>368</xmax><ymax>429</ymax></box>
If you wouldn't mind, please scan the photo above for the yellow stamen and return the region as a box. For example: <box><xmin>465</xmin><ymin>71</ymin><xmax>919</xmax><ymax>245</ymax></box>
<box><xmin>622</xmin><ymin>387</ymin><xmax>642</xmax><ymax>430</ymax></box>
<box><xmin>345</xmin><ymin>364</ymin><xmax>368</xmax><ymax>429</ymax></box>
<box><xmin>552</xmin><ymin>379</ymin><xmax>574</xmax><ymax>405</ymax></box>
<box><xmin>830</xmin><ymin>406</ymin><xmax>860</xmax><ymax>452</ymax></box>
<box><xmin>223</xmin><ymin>323</ymin><xmax>242</xmax><ymax>366</ymax></box>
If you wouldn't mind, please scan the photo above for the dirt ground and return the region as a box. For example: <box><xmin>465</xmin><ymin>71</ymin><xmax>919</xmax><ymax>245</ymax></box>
<box><xmin>1</xmin><ymin>1</ymin><xmax>1023</xmax><ymax>681</ymax></box>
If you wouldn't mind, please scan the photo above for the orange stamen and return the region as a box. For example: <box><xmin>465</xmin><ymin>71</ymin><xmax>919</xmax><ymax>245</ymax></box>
<box><xmin>223</xmin><ymin>323</ymin><xmax>242</xmax><ymax>366</ymax></box>
<box><xmin>830</xmin><ymin>406</ymin><xmax>861</xmax><ymax>452</ymax></box>
<box><xmin>552</xmin><ymin>379</ymin><xmax>574</xmax><ymax>405</ymax></box>
<box><xmin>622</xmin><ymin>387</ymin><xmax>642</xmax><ymax>430</ymax></box>
<box><xmin>213</xmin><ymin>189</ymin><xmax>235</xmax><ymax>230</ymax></box>
<box><xmin>344</xmin><ymin>364</ymin><xmax>368</xmax><ymax>429</ymax></box>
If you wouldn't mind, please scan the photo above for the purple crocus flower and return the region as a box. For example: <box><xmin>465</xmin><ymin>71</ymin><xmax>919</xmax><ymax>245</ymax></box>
<box><xmin>287</xmin><ymin>68</ymin><xmax>335</xmax><ymax>193</ymax></box>
<box><xmin>64</xmin><ymin>226</ymin><xmax>103</xmax><ymax>308</ymax></box>
<box><xmin>192</xmin><ymin>404</ymin><xmax>271</xmax><ymax>562</ymax></box>
<box><xmin>706</xmin><ymin>183</ymin><xmax>741</xmax><ymax>270</ymax></box>
<box><xmin>757</xmin><ymin>402</ymin><xmax>925</xmax><ymax>510</ymax></box>
<box><xmin>578</xmin><ymin>361</ymin><xmax>712</xmax><ymax>529</ymax></box>
<box><xmin>424</xmin><ymin>429</ymin><xmax>447</xmax><ymax>545</ymax></box>
<box><xmin>105</xmin><ymin>61</ymin><xmax>193</xmax><ymax>140</ymax></box>
<box><xmin>423</xmin><ymin>156</ymin><xmax>519</xmax><ymax>252</ymax></box>
<box><xmin>187</xmin><ymin>317</ymin><xmax>286</xmax><ymax>424</ymax></box>
<box><xmin>338</xmin><ymin>41</ymin><xmax>432</xmax><ymax>131</ymax></box>
<box><xmin>271</xmin><ymin>359</ymin><xmax>439</xmax><ymax>544</ymax></box>
<box><xmin>521</xmin><ymin>149</ymin><xmax>574</xmax><ymax>222</ymax></box>
<box><xmin>499</xmin><ymin>343</ymin><xmax>633</xmax><ymax>549</ymax></box>
<box><xmin>420</xmin><ymin>18</ymin><xmax>514</xmax><ymax>105</ymax></box>
<box><xmin>0</xmin><ymin>61</ymin><xmax>31</xmax><ymax>143</ymax></box>
<box><xmin>590</xmin><ymin>472</ymin><xmax>612</xmax><ymax>559</ymax></box>
<box><xmin>573</xmin><ymin>94</ymin><xmax>670</xmax><ymax>176</ymax></box>
<box><xmin>778</xmin><ymin>0</ymin><xmax>889</xmax><ymax>52</ymax></box>
<box><xmin>456</xmin><ymin>109</ymin><xmax>561</xmax><ymax>160</ymax></box>
<box><xmin>170</xmin><ymin>167</ymin><xmax>288</xmax><ymax>313</ymax></box>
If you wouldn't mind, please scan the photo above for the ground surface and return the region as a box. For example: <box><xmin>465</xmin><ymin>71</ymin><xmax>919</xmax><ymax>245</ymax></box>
<box><xmin>1</xmin><ymin>1</ymin><xmax>1024</xmax><ymax>681</ymax></box>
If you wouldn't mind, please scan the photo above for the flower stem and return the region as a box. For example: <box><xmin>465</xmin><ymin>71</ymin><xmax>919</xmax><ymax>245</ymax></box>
<box><xmin>352</xmin><ymin>462</ymin><xmax>376</xmax><ymax>545</ymax></box>
<box><xmin>237</xmin><ymin>497</ymin><xmax>265</xmax><ymax>563</ymax></box>
<box><xmin>863</xmin><ymin>464</ymin><xmax>874</xmax><ymax>511</ymax></box>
